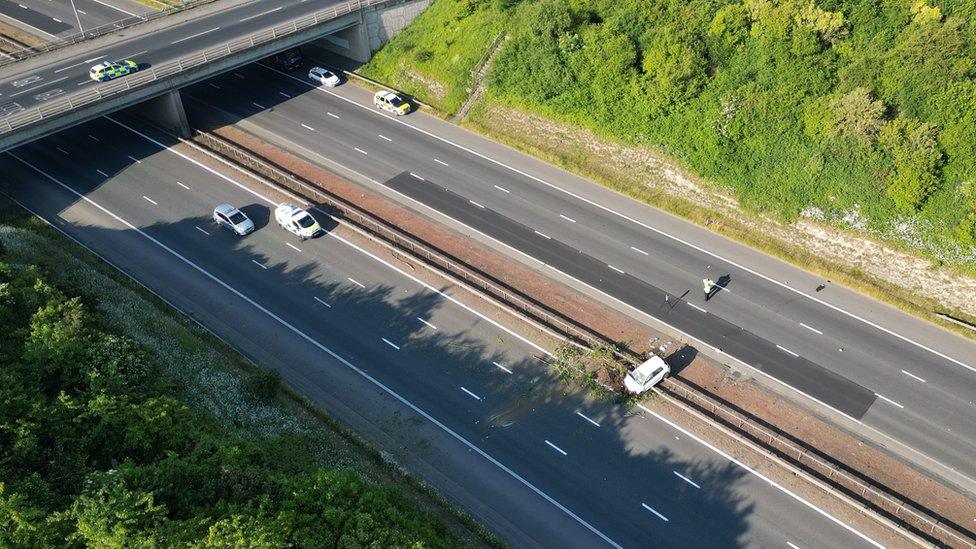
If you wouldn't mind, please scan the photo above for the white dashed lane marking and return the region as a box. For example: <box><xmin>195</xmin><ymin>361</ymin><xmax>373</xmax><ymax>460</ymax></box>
<box><xmin>127</xmin><ymin>155</ymin><xmax>141</xmax><ymax>164</ymax></box>
<box><xmin>417</xmin><ymin>317</ymin><xmax>437</xmax><ymax>330</ymax></box>
<box><xmin>434</xmin><ymin>158</ymin><xmax>448</xmax><ymax>166</ymax></box>
<box><xmin>641</xmin><ymin>503</ymin><xmax>669</xmax><ymax>522</ymax></box>
<box><xmin>673</xmin><ymin>471</ymin><xmax>700</xmax><ymax>489</ymax></box>
<box><xmin>776</xmin><ymin>345</ymin><xmax>799</xmax><ymax>358</ymax></box>
<box><xmin>95</xmin><ymin>169</ymin><xmax>108</xmax><ymax>177</ymax></box>
<box><xmin>559</xmin><ymin>214</ymin><xmax>576</xmax><ymax>223</ymax></box>
<box><xmin>545</xmin><ymin>440</ymin><xmax>567</xmax><ymax>456</ymax></box>
<box><xmin>378</xmin><ymin>134</ymin><xmax>392</xmax><ymax>141</ymax></box>
<box><xmin>286</xmin><ymin>242</ymin><xmax>302</xmax><ymax>252</ymax></box>
<box><xmin>800</xmin><ymin>323</ymin><xmax>823</xmax><ymax>335</ymax></box>
<box><xmin>177</xmin><ymin>181</ymin><xmax>190</xmax><ymax>190</ymax></box>
<box><xmin>354</xmin><ymin>147</ymin><xmax>368</xmax><ymax>155</ymax></box>
<box><xmin>461</xmin><ymin>387</ymin><xmax>482</xmax><ymax>401</ymax></box>
<box><xmin>278</xmin><ymin>91</ymin><xmax>291</xmax><ymax>98</ymax></box>
<box><xmin>902</xmin><ymin>370</ymin><xmax>926</xmax><ymax>383</ymax></box>
<box><xmin>607</xmin><ymin>264</ymin><xmax>624</xmax><ymax>274</ymax></box>
<box><xmin>313</xmin><ymin>296</ymin><xmax>332</xmax><ymax>308</ymax></box>
<box><xmin>576</xmin><ymin>411</ymin><xmax>600</xmax><ymax>427</ymax></box>
<box><xmin>874</xmin><ymin>393</ymin><xmax>905</xmax><ymax>409</ymax></box>
<box><xmin>56</xmin><ymin>147</ymin><xmax>69</xmax><ymax>155</ymax></box>
<box><xmin>534</xmin><ymin>230</ymin><xmax>551</xmax><ymax>239</ymax></box>
<box><xmin>492</xmin><ymin>361</ymin><xmax>512</xmax><ymax>374</ymax></box>
<box><xmin>251</xmin><ymin>260</ymin><xmax>267</xmax><ymax>270</ymax></box>
<box><xmin>347</xmin><ymin>277</ymin><xmax>365</xmax><ymax>288</ymax></box>
<box><xmin>142</xmin><ymin>195</ymin><xmax>157</xmax><ymax>205</ymax></box>
<box><xmin>381</xmin><ymin>337</ymin><xmax>400</xmax><ymax>350</ymax></box>
<box><xmin>327</xmin><ymin>112</ymin><xmax>339</xmax><ymax>119</ymax></box>
<box><xmin>252</xmin><ymin>102</ymin><xmax>266</xmax><ymax>109</ymax></box>
<box><xmin>469</xmin><ymin>200</ymin><xmax>485</xmax><ymax>209</ymax></box>
<box><xmin>410</xmin><ymin>172</ymin><xmax>424</xmax><ymax>180</ymax></box>
<box><xmin>195</xmin><ymin>226</ymin><xmax>209</xmax><ymax>235</ymax></box>
<box><xmin>631</xmin><ymin>246</ymin><xmax>649</xmax><ymax>255</ymax></box>
<box><xmin>494</xmin><ymin>185</ymin><xmax>510</xmax><ymax>193</ymax></box>
<box><xmin>301</xmin><ymin>123</ymin><xmax>315</xmax><ymax>131</ymax></box>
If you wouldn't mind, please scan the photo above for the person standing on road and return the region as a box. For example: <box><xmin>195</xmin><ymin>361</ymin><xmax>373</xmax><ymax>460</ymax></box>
<box><xmin>703</xmin><ymin>278</ymin><xmax>716</xmax><ymax>300</ymax></box>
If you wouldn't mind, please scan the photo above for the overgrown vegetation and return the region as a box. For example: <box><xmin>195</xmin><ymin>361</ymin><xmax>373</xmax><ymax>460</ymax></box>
<box><xmin>366</xmin><ymin>0</ymin><xmax>976</xmax><ymax>266</ymax></box>
<box><xmin>0</xmin><ymin>204</ymin><xmax>470</xmax><ymax>546</ymax></box>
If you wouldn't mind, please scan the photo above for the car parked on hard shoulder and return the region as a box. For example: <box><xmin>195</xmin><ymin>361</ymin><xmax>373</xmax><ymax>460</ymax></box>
<box><xmin>212</xmin><ymin>203</ymin><xmax>254</xmax><ymax>236</ymax></box>
<box><xmin>89</xmin><ymin>59</ymin><xmax>139</xmax><ymax>82</ymax></box>
<box><xmin>274</xmin><ymin>203</ymin><xmax>322</xmax><ymax>240</ymax></box>
<box><xmin>623</xmin><ymin>355</ymin><xmax>670</xmax><ymax>395</ymax></box>
<box><xmin>373</xmin><ymin>90</ymin><xmax>411</xmax><ymax>115</ymax></box>
<box><xmin>308</xmin><ymin>66</ymin><xmax>341</xmax><ymax>87</ymax></box>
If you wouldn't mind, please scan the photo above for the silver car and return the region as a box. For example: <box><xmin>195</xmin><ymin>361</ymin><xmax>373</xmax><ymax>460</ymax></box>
<box><xmin>213</xmin><ymin>203</ymin><xmax>254</xmax><ymax>235</ymax></box>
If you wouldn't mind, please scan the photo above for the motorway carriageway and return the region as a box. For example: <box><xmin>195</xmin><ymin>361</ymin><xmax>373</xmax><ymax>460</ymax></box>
<box><xmin>0</xmin><ymin>116</ymin><xmax>887</xmax><ymax>548</ymax></box>
<box><xmin>0</xmin><ymin>0</ymin><xmax>149</xmax><ymax>41</ymax></box>
<box><xmin>0</xmin><ymin>0</ymin><xmax>347</xmax><ymax>114</ymax></box>
<box><xmin>179</xmin><ymin>59</ymin><xmax>976</xmax><ymax>489</ymax></box>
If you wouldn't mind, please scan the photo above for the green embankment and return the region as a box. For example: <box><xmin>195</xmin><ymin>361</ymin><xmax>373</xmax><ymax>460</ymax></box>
<box><xmin>364</xmin><ymin>0</ymin><xmax>976</xmax><ymax>269</ymax></box>
<box><xmin>0</xmin><ymin>199</ymin><xmax>483</xmax><ymax>546</ymax></box>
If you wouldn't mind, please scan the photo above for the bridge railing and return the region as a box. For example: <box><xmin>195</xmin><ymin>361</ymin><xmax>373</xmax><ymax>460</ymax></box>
<box><xmin>0</xmin><ymin>0</ymin><xmax>389</xmax><ymax>135</ymax></box>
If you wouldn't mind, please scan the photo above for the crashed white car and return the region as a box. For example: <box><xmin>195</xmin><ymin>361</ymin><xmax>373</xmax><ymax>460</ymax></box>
<box><xmin>308</xmin><ymin>66</ymin><xmax>341</xmax><ymax>87</ymax></box>
<box><xmin>274</xmin><ymin>203</ymin><xmax>322</xmax><ymax>240</ymax></box>
<box><xmin>624</xmin><ymin>355</ymin><xmax>670</xmax><ymax>394</ymax></box>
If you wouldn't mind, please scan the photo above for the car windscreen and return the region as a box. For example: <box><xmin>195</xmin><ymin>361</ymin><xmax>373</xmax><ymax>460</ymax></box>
<box><xmin>229</xmin><ymin>212</ymin><xmax>247</xmax><ymax>224</ymax></box>
<box><xmin>296</xmin><ymin>214</ymin><xmax>315</xmax><ymax>228</ymax></box>
<box><xmin>633</xmin><ymin>366</ymin><xmax>663</xmax><ymax>385</ymax></box>
<box><xmin>388</xmin><ymin>96</ymin><xmax>404</xmax><ymax>107</ymax></box>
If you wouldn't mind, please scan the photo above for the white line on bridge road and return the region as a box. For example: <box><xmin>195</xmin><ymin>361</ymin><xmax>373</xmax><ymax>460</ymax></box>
<box><xmin>434</xmin><ymin>158</ymin><xmax>448</xmax><ymax>166</ymax></box>
<box><xmin>278</xmin><ymin>91</ymin><xmax>290</xmax><ymax>98</ymax></box>
<box><xmin>787</xmin><ymin>542</ymin><xmax>801</xmax><ymax>549</ymax></box>
<box><xmin>87</xmin><ymin>134</ymin><xmax>100</xmax><ymax>141</ymax></box>
<box><xmin>10</xmin><ymin>75</ymin><xmax>69</xmax><ymax>97</ymax></box>
<box><xmin>800</xmin><ymin>322</ymin><xmax>823</xmax><ymax>335</ymax></box>
<box><xmin>354</xmin><ymin>147</ymin><xmax>368</xmax><ymax>155</ymax></box>
<box><xmin>381</xmin><ymin>337</ymin><xmax>400</xmax><ymax>350</ymax></box>
<box><xmin>607</xmin><ymin>264</ymin><xmax>625</xmax><ymax>274</ymax></box>
<box><xmin>286</xmin><ymin>242</ymin><xmax>302</xmax><ymax>253</ymax></box>
<box><xmin>673</xmin><ymin>471</ymin><xmax>700</xmax><ymax>489</ymax></box>
<box><xmin>252</xmin><ymin>102</ymin><xmax>266</xmax><ymax>109</ymax></box>
<box><xmin>901</xmin><ymin>370</ymin><xmax>927</xmax><ymax>383</ymax></box>
<box><xmin>56</xmin><ymin>146</ymin><xmax>69</xmax><ymax>154</ymax></box>
<box><xmin>142</xmin><ymin>195</ymin><xmax>157</xmax><ymax>205</ymax></box>
<box><xmin>545</xmin><ymin>440</ymin><xmax>567</xmax><ymax>456</ymax></box>
<box><xmin>177</xmin><ymin>181</ymin><xmax>190</xmax><ymax>190</ymax></box>
<box><xmin>251</xmin><ymin>259</ymin><xmax>267</xmax><ymax>270</ymax></box>
<box><xmin>194</xmin><ymin>226</ymin><xmax>209</xmax><ymax>235</ymax></box>
<box><xmin>301</xmin><ymin>123</ymin><xmax>314</xmax><ymax>131</ymax></box>
<box><xmin>641</xmin><ymin>502</ymin><xmax>669</xmax><ymax>522</ymax></box>
<box><xmin>171</xmin><ymin>26</ymin><xmax>220</xmax><ymax>45</ymax></box>
<box><xmin>461</xmin><ymin>386</ymin><xmax>482</xmax><ymax>401</ymax></box>
<box><xmin>233</xmin><ymin>72</ymin><xmax>245</xmax><ymax>79</ymax></box>
<box><xmin>493</xmin><ymin>185</ymin><xmax>510</xmax><ymax>193</ymax></box>
<box><xmin>95</xmin><ymin>169</ymin><xmax>108</xmax><ymax>177</ymax></box>
<box><xmin>55</xmin><ymin>55</ymin><xmax>106</xmax><ymax>73</ymax></box>
<box><xmin>559</xmin><ymin>214</ymin><xmax>576</xmax><ymax>223</ymax></box>
<box><xmin>874</xmin><ymin>392</ymin><xmax>905</xmax><ymax>409</ymax></box>
<box><xmin>469</xmin><ymin>200</ymin><xmax>485</xmax><ymax>209</ymax></box>
<box><xmin>776</xmin><ymin>345</ymin><xmax>799</xmax><ymax>358</ymax></box>
<box><xmin>127</xmin><ymin>155</ymin><xmax>141</xmax><ymax>164</ymax></box>
<box><xmin>313</xmin><ymin>296</ymin><xmax>332</xmax><ymax>308</ymax></box>
<box><xmin>347</xmin><ymin>277</ymin><xmax>365</xmax><ymax>288</ymax></box>
<box><xmin>687</xmin><ymin>302</ymin><xmax>706</xmax><ymax>313</ymax></box>
<box><xmin>417</xmin><ymin>317</ymin><xmax>437</xmax><ymax>330</ymax></box>
<box><xmin>409</xmin><ymin>172</ymin><xmax>424</xmax><ymax>180</ymax></box>
<box><xmin>209</xmin><ymin>83</ymin><xmax>220</xmax><ymax>89</ymax></box>
<box><xmin>576</xmin><ymin>411</ymin><xmax>600</xmax><ymax>427</ymax></box>
<box><xmin>630</xmin><ymin>246</ymin><xmax>649</xmax><ymax>255</ymax></box>
<box><xmin>492</xmin><ymin>361</ymin><xmax>512</xmax><ymax>374</ymax></box>
<box><xmin>378</xmin><ymin>134</ymin><xmax>391</xmax><ymax>141</ymax></box>
<box><xmin>239</xmin><ymin>6</ymin><xmax>282</xmax><ymax>22</ymax></box>
<box><xmin>327</xmin><ymin>112</ymin><xmax>339</xmax><ymax>119</ymax></box>
<box><xmin>534</xmin><ymin>230</ymin><xmax>550</xmax><ymax>239</ymax></box>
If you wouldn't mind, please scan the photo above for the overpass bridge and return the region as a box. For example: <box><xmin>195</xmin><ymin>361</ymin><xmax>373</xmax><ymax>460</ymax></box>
<box><xmin>0</xmin><ymin>0</ymin><xmax>427</xmax><ymax>151</ymax></box>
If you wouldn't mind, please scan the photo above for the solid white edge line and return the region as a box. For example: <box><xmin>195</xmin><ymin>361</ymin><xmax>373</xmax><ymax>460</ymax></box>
<box><xmin>637</xmin><ymin>403</ymin><xmax>881</xmax><ymax>547</ymax></box>
<box><xmin>873</xmin><ymin>393</ymin><xmax>905</xmax><ymax>409</ymax></box>
<box><xmin>313</xmin><ymin>296</ymin><xmax>332</xmax><ymax>308</ymax></box>
<box><xmin>545</xmin><ymin>440</ymin><xmax>567</xmax><ymax>456</ymax></box>
<box><xmin>279</xmin><ymin>66</ymin><xmax>973</xmax><ymax>376</ymax></box>
<box><xmin>461</xmin><ymin>386</ymin><xmax>481</xmax><ymax>401</ymax></box>
<box><xmin>901</xmin><ymin>370</ymin><xmax>926</xmax><ymax>383</ymax></box>
<box><xmin>641</xmin><ymin>503</ymin><xmax>669</xmax><ymax>522</ymax></box>
<box><xmin>492</xmin><ymin>361</ymin><xmax>513</xmax><ymax>374</ymax></box>
<box><xmin>7</xmin><ymin>152</ymin><xmax>620</xmax><ymax>549</ymax></box>
<box><xmin>381</xmin><ymin>337</ymin><xmax>400</xmax><ymax>350</ymax></box>
<box><xmin>672</xmin><ymin>471</ymin><xmax>700</xmax><ymax>489</ymax></box>
<box><xmin>776</xmin><ymin>345</ymin><xmax>799</xmax><ymax>358</ymax></box>
<box><xmin>576</xmin><ymin>411</ymin><xmax>600</xmax><ymax>427</ymax></box>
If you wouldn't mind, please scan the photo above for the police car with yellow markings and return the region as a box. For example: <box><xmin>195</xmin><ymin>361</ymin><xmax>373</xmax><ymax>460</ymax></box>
<box><xmin>89</xmin><ymin>60</ymin><xmax>139</xmax><ymax>82</ymax></box>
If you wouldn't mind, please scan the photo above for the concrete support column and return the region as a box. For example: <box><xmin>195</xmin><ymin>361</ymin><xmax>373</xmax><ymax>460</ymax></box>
<box><xmin>138</xmin><ymin>90</ymin><xmax>191</xmax><ymax>138</ymax></box>
<box><xmin>312</xmin><ymin>18</ymin><xmax>370</xmax><ymax>63</ymax></box>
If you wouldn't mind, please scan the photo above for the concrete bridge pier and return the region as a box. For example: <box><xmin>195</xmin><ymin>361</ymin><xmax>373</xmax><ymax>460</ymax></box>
<box><xmin>138</xmin><ymin>90</ymin><xmax>191</xmax><ymax>138</ymax></box>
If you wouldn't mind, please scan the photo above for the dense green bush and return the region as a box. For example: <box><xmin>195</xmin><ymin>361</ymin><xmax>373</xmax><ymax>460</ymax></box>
<box><xmin>0</xmin><ymin>257</ymin><xmax>456</xmax><ymax>546</ymax></box>
<box><xmin>482</xmin><ymin>0</ymin><xmax>976</xmax><ymax>262</ymax></box>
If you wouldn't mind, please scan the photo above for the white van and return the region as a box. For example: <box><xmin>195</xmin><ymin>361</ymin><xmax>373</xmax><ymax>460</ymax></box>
<box><xmin>624</xmin><ymin>355</ymin><xmax>670</xmax><ymax>394</ymax></box>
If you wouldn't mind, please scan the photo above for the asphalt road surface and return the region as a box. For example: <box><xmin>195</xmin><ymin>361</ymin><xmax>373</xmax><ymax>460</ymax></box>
<box><xmin>0</xmin><ymin>0</ymin><xmax>345</xmax><ymax>115</ymax></box>
<box><xmin>0</xmin><ymin>116</ymin><xmax>887</xmax><ymax>548</ymax></box>
<box><xmin>180</xmin><ymin>57</ymin><xmax>976</xmax><ymax>492</ymax></box>
<box><xmin>0</xmin><ymin>0</ymin><xmax>148</xmax><ymax>40</ymax></box>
